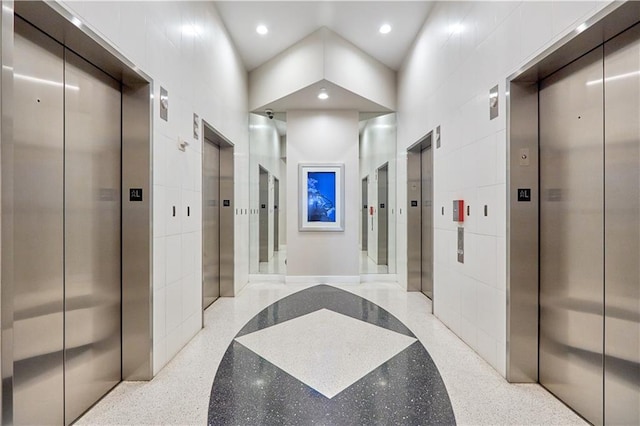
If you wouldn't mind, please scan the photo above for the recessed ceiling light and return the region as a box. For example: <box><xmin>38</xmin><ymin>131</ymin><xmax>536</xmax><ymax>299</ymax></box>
<box><xmin>318</xmin><ymin>88</ymin><xmax>329</xmax><ymax>100</ymax></box>
<box><xmin>379</xmin><ymin>24</ymin><xmax>392</xmax><ymax>34</ymax></box>
<box><xmin>256</xmin><ymin>25</ymin><xmax>268</xmax><ymax>35</ymax></box>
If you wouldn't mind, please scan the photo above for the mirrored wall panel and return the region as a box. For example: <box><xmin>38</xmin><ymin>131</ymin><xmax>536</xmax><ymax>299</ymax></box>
<box><xmin>249</xmin><ymin>113</ymin><xmax>287</xmax><ymax>275</ymax></box>
<box><xmin>359</xmin><ymin>113</ymin><xmax>397</xmax><ymax>274</ymax></box>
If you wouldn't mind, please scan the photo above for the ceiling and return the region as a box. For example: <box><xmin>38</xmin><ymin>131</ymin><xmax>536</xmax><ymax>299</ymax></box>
<box><xmin>214</xmin><ymin>1</ymin><xmax>434</xmax><ymax>72</ymax></box>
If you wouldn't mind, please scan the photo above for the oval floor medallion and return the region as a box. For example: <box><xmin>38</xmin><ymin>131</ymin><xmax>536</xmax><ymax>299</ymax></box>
<box><xmin>208</xmin><ymin>285</ymin><xmax>456</xmax><ymax>425</ymax></box>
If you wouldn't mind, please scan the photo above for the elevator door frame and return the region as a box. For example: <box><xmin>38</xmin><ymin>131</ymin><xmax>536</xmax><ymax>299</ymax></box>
<box><xmin>274</xmin><ymin>178</ymin><xmax>279</xmax><ymax>252</ymax></box>
<box><xmin>1</xmin><ymin>1</ymin><xmax>154</xmax><ymax>422</ymax></box>
<box><xmin>506</xmin><ymin>0</ymin><xmax>639</xmax><ymax>386</ymax></box>
<box><xmin>377</xmin><ymin>163</ymin><xmax>389</xmax><ymax>266</ymax></box>
<box><xmin>362</xmin><ymin>177</ymin><xmax>368</xmax><ymax>252</ymax></box>
<box><xmin>407</xmin><ymin>133</ymin><xmax>433</xmax><ymax>305</ymax></box>
<box><xmin>201</xmin><ymin>120</ymin><xmax>235</xmax><ymax>304</ymax></box>
<box><xmin>258</xmin><ymin>166</ymin><xmax>269</xmax><ymax>263</ymax></box>
<box><xmin>203</xmin><ymin>139</ymin><xmax>221</xmax><ymax>309</ymax></box>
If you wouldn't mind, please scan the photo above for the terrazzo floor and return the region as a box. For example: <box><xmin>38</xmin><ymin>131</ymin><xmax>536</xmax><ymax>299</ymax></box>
<box><xmin>76</xmin><ymin>282</ymin><xmax>588</xmax><ymax>425</ymax></box>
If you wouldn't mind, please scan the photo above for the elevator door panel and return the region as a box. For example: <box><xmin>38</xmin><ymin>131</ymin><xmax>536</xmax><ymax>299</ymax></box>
<box><xmin>603</xmin><ymin>25</ymin><xmax>640</xmax><ymax>426</ymax></box>
<box><xmin>204</xmin><ymin>140</ymin><xmax>221</xmax><ymax>308</ymax></box>
<box><xmin>421</xmin><ymin>147</ymin><xmax>433</xmax><ymax>299</ymax></box>
<box><xmin>362</xmin><ymin>178</ymin><xmax>368</xmax><ymax>252</ymax></box>
<box><xmin>274</xmin><ymin>179</ymin><xmax>279</xmax><ymax>252</ymax></box>
<box><xmin>13</xmin><ymin>19</ymin><xmax>65</xmax><ymax>426</ymax></box>
<box><xmin>64</xmin><ymin>49</ymin><xmax>122</xmax><ymax>424</ymax></box>
<box><xmin>377</xmin><ymin>165</ymin><xmax>388</xmax><ymax>266</ymax></box>
<box><xmin>259</xmin><ymin>168</ymin><xmax>268</xmax><ymax>263</ymax></box>
<box><xmin>539</xmin><ymin>47</ymin><xmax>604</xmax><ymax>425</ymax></box>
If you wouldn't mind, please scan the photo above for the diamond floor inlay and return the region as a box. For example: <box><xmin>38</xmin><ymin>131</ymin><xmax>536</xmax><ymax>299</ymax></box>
<box><xmin>235</xmin><ymin>308</ymin><xmax>417</xmax><ymax>398</ymax></box>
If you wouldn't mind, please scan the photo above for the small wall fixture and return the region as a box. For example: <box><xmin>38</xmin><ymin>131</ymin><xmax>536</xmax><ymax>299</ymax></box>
<box><xmin>317</xmin><ymin>88</ymin><xmax>329</xmax><ymax>100</ymax></box>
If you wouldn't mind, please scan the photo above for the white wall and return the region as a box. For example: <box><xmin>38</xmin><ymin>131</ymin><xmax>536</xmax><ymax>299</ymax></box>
<box><xmin>58</xmin><ymin>0</ymin><xmax>250</xmax><ymax>374</ymax></box>
<box><xmin>250</xmin><ymin>28</ymin><xmax>395</xmax><ymax>112</ymax></box>
<box><xmin>324</xmin><ymin>30</ymin><xmax>396</xmax><ymax>110</ymax></box>
<box><xmin>286</xmin><ymin>110</ymin><xmax>359</xmax><ymax>280</ymax></box>
<box><xmin>359</xmin><ymin>113</ymin><xmax>397</xmax><ymax>271</ymax></box>
<box><xmin>397</xmin><ymin>1</ymin><xmax>611</xmax><ymax>376</ymax></box>
<box><xmin>249</xmin><ymin>30</ymin><xmax>324</xmax><ymax>111</ymax></box>
<box><xmin>249</xmin><ymin>114</ymin><xmax>282</xmax><ymax>272</ymax></box>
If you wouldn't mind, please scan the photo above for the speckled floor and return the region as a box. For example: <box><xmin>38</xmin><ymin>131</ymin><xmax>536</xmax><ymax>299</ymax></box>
<box><xmin>76</xmin><ymin>282</ymin><xmax>588</xmax><ymax>425</ymax></box>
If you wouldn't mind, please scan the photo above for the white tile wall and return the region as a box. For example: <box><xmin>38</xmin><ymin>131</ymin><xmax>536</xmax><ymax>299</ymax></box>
<box><xmin>397</xmin><ymin>1</ymin><xmax>611</xmax><ymax>376</ymax></box>
<box><xmin>59</xmin><ymin>0</ymin><xmax>250</xmax><ymax>374</ymax></box>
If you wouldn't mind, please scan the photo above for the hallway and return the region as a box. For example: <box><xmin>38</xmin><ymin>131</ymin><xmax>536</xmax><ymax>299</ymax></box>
<box><xmin>77</xmin><ymin>283</ymin><xmax>586</xmax><ymax>425</ymax></box>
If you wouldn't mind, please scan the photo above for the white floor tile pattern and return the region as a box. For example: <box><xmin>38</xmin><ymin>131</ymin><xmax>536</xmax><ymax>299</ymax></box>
<box><xmin>76</xmin><ymin>282</ymin><xmax>587</xmax><ymax>425</ymax></box>
<box><xmin>235</xmin><ymin>308</ymin><xmax>417</xmax><ymax>398</ymax></box>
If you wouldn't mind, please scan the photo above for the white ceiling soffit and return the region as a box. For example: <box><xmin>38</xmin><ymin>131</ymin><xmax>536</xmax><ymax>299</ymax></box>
<box><xmin>257</xmin><ymin>79</ymin><xmax>393</xmax><ymax>113</ymax></box>
<box><xmin>214</xmin><ymin>1</ymin><xmax>434</xmax><ymax>71</ymax></box>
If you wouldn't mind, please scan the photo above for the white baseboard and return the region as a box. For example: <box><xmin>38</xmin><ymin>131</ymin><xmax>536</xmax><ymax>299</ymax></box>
<box><xmin>249</xmin><ymin>274</ymin><xmax>285</xmax><ymax>283</ymax></box>
<box><xmin>359</xmin><ymin>274</ymin><xmax>398</xmax><ymax>283</ymax></box>
<box><xmin>285</xmin><ymin>275</ymin><xmax>360</xmax><ymax>285</ymax></box>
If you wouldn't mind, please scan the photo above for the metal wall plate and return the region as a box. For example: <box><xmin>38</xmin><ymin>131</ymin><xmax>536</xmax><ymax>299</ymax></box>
<box><xmin>490</xmin><ymin>85</ymin><xmax>499</xmax><ymax>120</ymax></box>
<box><xmin>457</xmin><ymin>227</ymin><xmax>464</xmax><ymax>263</ymax></box>
<box><xmin>160</xmin><ymin>87</ymin><xmax>168</xmax><ymax>121</ymax></box>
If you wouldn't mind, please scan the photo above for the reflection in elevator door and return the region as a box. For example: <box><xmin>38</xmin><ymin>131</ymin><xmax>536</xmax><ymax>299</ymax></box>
<box><xmin>362</xmin><ymin>177</ymin><xmax>368</xmax><ymax>252</ymax></box>
<box><xmin>539</xmin><ymin>25</ymin><xmax>640</xmax><ymax>425</ymax></box>
<box><xmin>377</xmin><ymin>164</ymin><xmax>388</xmax><ymax>266</ymax></box>
<box><xmin>13</xmin><ymin>17</ymin><xmax>122</xmax><ymax>425</ymax></box>
<box><xmin>64</xmin><ymin>47</ymin><xmax>122</xmax><ymax>425</ymax></box>
<box><xmin>540</xmin><ymin>47</ymin><xmax>604</xmax><ymax>425</ymax></box>
<box><xmin>421</xmin><ymin>147</ymin><xmax>433</xmax><ymax>299</ymax></box>
<box><xmin>203</xmin><ymin>139</ymin><xmax>221</xmax><ymax>308</ymax></box>
<box><xmin>259</xmin><ymin>167</ymin><xmax>269</xmax><ymax>263</ymax></box>
<box><xmin>274</xmin><ymin>178</ymin><xmax>279</xmax><ymax>252</ymax></box>
<box><xmin>603</xmin><ymin>24</ymin><xmax>640</xmax><ymax>425</ymax></box>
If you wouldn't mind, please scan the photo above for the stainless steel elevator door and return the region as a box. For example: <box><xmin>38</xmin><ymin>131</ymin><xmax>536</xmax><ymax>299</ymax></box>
<box><xmin>421</xmin><ymin>147</ymin><xmax>433</xmax><ymax>299</ymax></box>
<box><xmin>539</xmin><ymin>47</ymin><xmax>604</xmax><ymax>425</ymax></box>
<box><xmin>603</xmin><ymin>24</ymin><xmax>640</xmax><ymax>426</ymax></box>
<box><xmin>259</xmin><ymin>167</ymin><xmax>268</xmax><ymax>263</ymax></box>
<box><xmin>203</xmin><ymin>139</ymin><xmax>221</xmax><ymax>308</ymax></box>
<box><xmin>377</xmin><ymin>164</ymin><xmax>388</xmax><ymax>266</ymax></box>
<box><xmin>274</xmin><ymin>178</ymin><xmax>279</xmax><ymax>252</ymax></box>
<box><xmin>64</xmin><ymin>48</ymin><xmax>122</xmax><ymax>425</ymax></box>
<box><xmin>13</xmin><ymin>18</ymin><xmax>65</xmax><ymax>426</ymax></box>
<box><xmin>362</xmin><ymin>177</ymin><xmax>368</xmax><ymax>252</ymax></box>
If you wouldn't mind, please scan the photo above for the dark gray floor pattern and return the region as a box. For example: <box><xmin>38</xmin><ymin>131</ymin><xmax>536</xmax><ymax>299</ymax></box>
<box><xmin>208</xmin><ymin>284</ymin><xmax>456</xmax><ymax>425</ymax></box>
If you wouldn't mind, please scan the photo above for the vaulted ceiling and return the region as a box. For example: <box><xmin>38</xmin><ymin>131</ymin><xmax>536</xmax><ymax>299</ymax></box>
<box><xmin>214</xmin><ymin>1</ymin><xmax>434</xmax><ymax>72</ymax></box>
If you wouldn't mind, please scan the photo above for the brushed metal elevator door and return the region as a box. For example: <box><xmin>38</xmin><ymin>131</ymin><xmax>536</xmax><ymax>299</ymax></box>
<box><xmin>603</xmin><ymin>24</ymin><xmax>640</xmax><ymax>426</ymax></box>
<box><xmin>274</xmin><ymin>178</ymin><xmax>279</xmax><ymax>252</ymax></box>
<box><xmin>377</xmin><ymin>164</ymin><xmax>388</xmax><ymax>266</ymax></box>
<box><xmin>539</xmin><ymin>47</ymin><xmax>604</xmax><ymax>425</ymax></box>
<box><xmin>203</xmin><ymin>139</ymin><xmax>220</xmax><ymax>308</ymax></box>
<box><xmin>421</xmin><ymin>147</ymin><xmax>433</xmax><ymax>299</ymax></box>
<box><xmin>259</xmin><ymin>167</ymin><xmax>268</xmax><ymax>263</ymax></box>
<box><xmin>362</xmin><ymin>177</ymin><xmax>368</xmax><ymax>252</ymax></box>
<box><xmin>13</xmin><ymin>18</ymin><xmax>65</xmax><ymax>426</ymax></box>
<box><xmin>63</xmin><ymin>49</ymin><xmax>122</xmax><ymax>424</ymax></box>
<box><xmin>13</xmin><ymin>18</ymin><xmax>122</xmax><ymax>425</ymax></box>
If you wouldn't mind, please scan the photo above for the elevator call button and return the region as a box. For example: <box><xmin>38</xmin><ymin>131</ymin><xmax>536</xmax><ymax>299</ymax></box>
<box><xmin>129</xmin><ymin>188</ymin><xmax>143</xmax><ymax>202</ymax></box>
